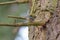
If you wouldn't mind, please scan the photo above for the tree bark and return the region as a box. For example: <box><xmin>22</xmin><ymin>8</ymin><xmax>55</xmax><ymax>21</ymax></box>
<box><xmin>29</xmin><ymin>0</ymin><xmax>60</xmax><ymax>40</ymax></box>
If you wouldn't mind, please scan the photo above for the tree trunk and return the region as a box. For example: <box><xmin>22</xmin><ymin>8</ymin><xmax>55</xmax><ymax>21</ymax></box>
<box><xmin>29</xmin><ymin>0</ymin><xmax>60</xmax><ymax>40</ymax></box>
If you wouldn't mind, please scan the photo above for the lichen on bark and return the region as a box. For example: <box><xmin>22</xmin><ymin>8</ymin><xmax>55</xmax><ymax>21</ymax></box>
<box><xmin>29</xmin><ymin>0</ymin><xmax>58</xmax><ymax>40</ymax></box>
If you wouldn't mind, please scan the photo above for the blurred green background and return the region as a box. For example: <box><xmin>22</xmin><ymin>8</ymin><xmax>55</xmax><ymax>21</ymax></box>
<box><xmin>0</xmin><ymin>0</ymin><xmax>29</xmax><ymax>40</ymax></box>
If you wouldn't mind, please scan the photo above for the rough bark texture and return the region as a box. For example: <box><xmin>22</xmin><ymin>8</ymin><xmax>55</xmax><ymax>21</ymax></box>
<box><xmin>46</xmin><ymin>0</ymin><xmax>60</xmax><ymax>40</ymax></box>
<box><xmin>29</xmin><ymin>0</ymin><xmax>60</xmax><ymax>40</ymax></box>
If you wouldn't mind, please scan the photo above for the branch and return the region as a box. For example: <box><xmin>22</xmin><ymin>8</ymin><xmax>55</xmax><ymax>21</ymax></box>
<box><xmin>0</xmin><ymin>22</ymin><xmax>45</xmax><ymax>27</ymax></box>
<box><xmin>8</xmin><ymin>15</ymin><xmax>28</xmax><ymax>20</ymax></box>
<box><xmin>0</xmin><ymin>1</ymin><xmax>16</xmax><ymax>5</ymax></box>
<box><xmin>0</xmin><ymin>0</ymin><xmax>29</xmax><ymax>5</ymax></box>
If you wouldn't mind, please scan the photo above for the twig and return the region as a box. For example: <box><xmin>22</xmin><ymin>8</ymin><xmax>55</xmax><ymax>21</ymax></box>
<box><xmin>0</xmin><ymin>22</ymin><xmax>45</xmax><ymax>27</ymax></box>
<box><xmin>0</xmin><ymin>0</ymin><xmax>29</xmax><ymax>5</ymax></box>
<box><xmin>8</xmin><ymin>15</ymin><xmax>28</xmax><ymax>20</ymax></box>
<box><xmin>29</xmin><ymin>0</ymin><xmax>35</xmax><ymax>16</ymax></box>
<box><xmin>0</xmin><ymin>1</ymin><xmax>17</xmax><ymax>5</ymax></box>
